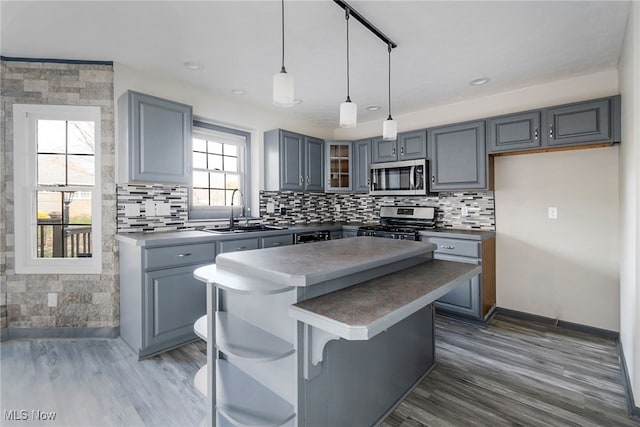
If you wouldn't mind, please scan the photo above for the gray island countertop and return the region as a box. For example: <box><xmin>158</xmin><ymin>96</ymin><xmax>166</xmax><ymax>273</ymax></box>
<box><xmin>214</xmin><ymin>236</ymin><xmax>436</xmax><ymax>287</ymax></box>
<box><xmin>290</xmin><ymin>260</ymin><xmax>481</xmax><ymax>340</ymax></box>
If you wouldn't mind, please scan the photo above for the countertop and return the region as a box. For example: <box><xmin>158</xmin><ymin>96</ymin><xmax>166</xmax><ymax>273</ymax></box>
<box><xmin>215</xmin><ymin>236</ymin><xmax>436</xmax><ymax>287</ymax></box>
<box><xmin>290</xmin><ymin>259</ymin><xmax>481</xmax><ymax>340</ymax></box>
<box><xmin>114</xmin><ymin>223</ymin><xmax>494</xmax><ymax>247</ymax></box>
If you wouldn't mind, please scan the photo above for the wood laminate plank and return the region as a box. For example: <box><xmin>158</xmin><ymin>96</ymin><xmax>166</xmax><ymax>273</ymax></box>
<box><xmin>383</xmin><ymin>314</ymin><xmax>639</xmax><ymax>427</ymax></box>
<box><xmin>1</xmin><ymin>314</ymin><xmax>636</xmax><ymax>427</ymax></box>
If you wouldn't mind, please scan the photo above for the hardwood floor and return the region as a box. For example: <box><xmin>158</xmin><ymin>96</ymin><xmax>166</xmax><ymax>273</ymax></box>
<box><xmin>383</xmin><ymin>314</ymin><xmax>639</xmax><ymax>427</ymax></box>
<box><xmin>1</xmin><ymin>314</ymin><xmax>637</xmax><ymax>426</ymax></box>
<box><xmin>0</xmin><ymin>338</ymin><xmax>207</xmax><ymax>426</ymax></box>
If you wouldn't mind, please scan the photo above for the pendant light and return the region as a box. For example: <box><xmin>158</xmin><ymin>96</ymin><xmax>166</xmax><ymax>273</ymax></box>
<box><xmin>339</xmin><ymin>8</ymin><xmax>357</xmax><ymax>128</ymax></box>
<box><xmin>382</xmin><ymin>43</ymin><xmax>397</xmax><ymax>140</ymax></box>
<box><xmin>273</xmin><ymin>0</ymin><xmax>294</xmax><ymax>107</ymax></box>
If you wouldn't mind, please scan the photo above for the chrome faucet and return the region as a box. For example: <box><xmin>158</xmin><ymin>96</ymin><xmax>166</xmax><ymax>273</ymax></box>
<box><xmin>229</xmin><ymin>189</ymin><xmax>241</xmax><ymax>230</ymax></box>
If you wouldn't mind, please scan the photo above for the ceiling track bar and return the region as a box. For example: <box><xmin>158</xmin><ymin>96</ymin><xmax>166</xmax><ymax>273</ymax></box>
<box><xmin>332</xmin><ymin>0</ymin><xmax>397</xmax><ymax>49</ymax></box>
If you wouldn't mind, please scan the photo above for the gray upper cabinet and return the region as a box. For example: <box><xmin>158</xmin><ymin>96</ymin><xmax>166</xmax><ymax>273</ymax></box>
<box><xmin>488</xmin><ymin>96</ymin><xmax>621</xmax><ymax>154</ymax></box>
<box><xmin>488</xmin><ymin>111</ymin><xmax>542</xmax><ymax>153</ymax></box>
<box><xmin>371</xmin><ymin>137</ymin><xmax>397</xmax><ymax>163</ymax></box>
<box><xmin>398</xmin><ymin>129</ymin><xmax>428</xmax><ymax>160</ymax></box>
<box><xmin>371</xmin><ymin>130</ymin><xmax>427</xmax><ymax>163</ymax></box>
<box><xmin>428</xmin><ymin>120</ymin><xmax>488</xmax><ymax>192</ymax></box>
<box><xmin>306</xmin><ymin>137</ymin><xmax>325</xmax><ymax>191</ymax></box>
<box><xmin>118</xmin><ymin>91</ymin><xmax>192</xmax><ymax>185</ymax></box>
<box><xmin>264</xmin><ymin>129</ymin><xmax>325</xmax><ymax>192</ymax></box>
<box><xmin>545</xmin><ymin>97</ymin><xmax>618</xmax><ymax>147</ymax></box>
<box><xmin>353</xmin><ymin>139</ymin><xmax>371</xmax><ymax>193</ymax></box>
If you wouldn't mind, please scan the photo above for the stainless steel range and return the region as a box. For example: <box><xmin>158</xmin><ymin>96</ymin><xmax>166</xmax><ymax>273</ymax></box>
<box><xmin>357</xmin><ymin>206</ymin><xmax>437</xmax><ymax>240</ymax></box>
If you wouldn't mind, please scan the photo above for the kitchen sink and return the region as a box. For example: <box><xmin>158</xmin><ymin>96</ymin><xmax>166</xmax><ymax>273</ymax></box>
<box><xmin>202</xmin><ymin>224</ymin><xmax>286</xmax><ymax>234</ymax></box>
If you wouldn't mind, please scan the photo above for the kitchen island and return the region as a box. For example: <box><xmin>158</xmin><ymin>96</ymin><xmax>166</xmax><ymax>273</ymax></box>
<box><xmin>194</xmin><ymin>236</ymin><xmax>481</xmax><ymax>427</ymax></box>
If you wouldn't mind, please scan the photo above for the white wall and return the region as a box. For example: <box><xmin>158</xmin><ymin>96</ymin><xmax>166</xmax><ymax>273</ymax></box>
<box><xmin>113</xmin><ymin>64</ymin><xmax>332</xmax><ymax>215</ymax></box>
<box><xmin>494</xmin><ymin>148</ymin><xmax>619</xmax><ymax>330</ymax></box>
<box><xmin>618</xmin><ymin>0</ymin><xmax>640</xmax><ymax>407</ymax></box>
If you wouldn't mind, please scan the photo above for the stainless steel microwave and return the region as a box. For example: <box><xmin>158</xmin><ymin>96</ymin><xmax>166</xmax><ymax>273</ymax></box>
<box><xmin>369</xmin><ymin>159</ymin><xmax>428</xmax><ymax>196</ymax></box>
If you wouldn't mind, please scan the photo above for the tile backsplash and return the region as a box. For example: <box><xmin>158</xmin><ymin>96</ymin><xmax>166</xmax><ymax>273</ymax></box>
<box><xmin>117</xmin><ymin>184</ymin><xmax>189</xmax><ymax>233</ymax></box>
<box><xmin>259</xmin><ymin>191</ymin><xmax>495</xmax><ymax>230</ymax></box>
<box><xmin>116</xmin><ymin>185</ymin><xmax>495</xmax><ymax>233</ymax></box>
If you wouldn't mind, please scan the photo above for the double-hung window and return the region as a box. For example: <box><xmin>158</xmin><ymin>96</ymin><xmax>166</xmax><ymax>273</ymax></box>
<box><xmin>189</xmin><ymin>121</ymin><xmax>251</xmax><ymax>220</ymax></box>
<box><xmin>13</xmin><ymin>104</ymin><xmax>102</xmax><ymax>274</ymax></box>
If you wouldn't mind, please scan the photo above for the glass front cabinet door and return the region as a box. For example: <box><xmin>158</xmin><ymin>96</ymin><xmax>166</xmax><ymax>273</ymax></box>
<box><xmin>325</xmin><ymin>141</ymin><xmax>352</xmax><ymax>192</ymax></box>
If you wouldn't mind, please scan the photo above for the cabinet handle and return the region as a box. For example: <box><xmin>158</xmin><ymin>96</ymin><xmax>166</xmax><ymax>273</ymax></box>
<box><xmin>236</xmin><ymin>247</ymin><xmax>247</xmax><ymax>251</ymax></box>
<box><xmin>392</xmin><ymin>148</ymin><xmax>396</xmax><ymax>156</ymax></box>
<box><xmin>431</xmin><ymin>175</ymin><xmax>435</xmax><ymax>184</ymax></box>
<box><xmin>441</xmin><ymin>245</ymin><xmax>455</xmax><ymax>250</ymax></box>
<box><xmin>272</xmin><ymin>242</ymin><xmax>282</xmax><ymax>246</ymax></box>
<box><xmin>549</xmin><ymin>125</ymin><xmax>554</xmax><ymax>139</ymax></box>
<box><xmin>534</xmin><ymin>128</ymin><xmax>538</xmax><ymax>140</ymax></box>
<box><xmin>306</xmin><ymin>176</ymin><xmax>310</xmax><ymax>184</ymax></box>
<box><xmin>400</xmin><ymin>147</ymin><xmax>404</xmax><ymax>156</ymax></box>
<box><xmin>299</xmin><ymin>176</ymin><xmax>304</xmax><ymax>185</ymax></box>
<box><xmin>177</xmin><ymin>253</ymin><xmax>192</xmax><ymax>257</ymax></box>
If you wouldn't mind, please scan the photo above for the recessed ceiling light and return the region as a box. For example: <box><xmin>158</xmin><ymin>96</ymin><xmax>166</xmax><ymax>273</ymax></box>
<box><xmin>231</xmin><ymin>89</ymin><xmax>246</xmax><ymax>95</ymax></box>
<box><xmin>366</xmin><ymin>105</ymin><xmax>381</xmax><ymax>111</ymax></box>
<box><xmin>184</xmin><ymin>61</ymin><xmax>203</xmax><ymax>70</ymax></box>
<box><xmin>470</xmin><ymin>77</ymin><xmax>490</xmax><ymax>86</ymax></box>
<box><xmin>293</xmin><ymin>99</ymin><xmax>303</xmax><ymax>105</ymax></box>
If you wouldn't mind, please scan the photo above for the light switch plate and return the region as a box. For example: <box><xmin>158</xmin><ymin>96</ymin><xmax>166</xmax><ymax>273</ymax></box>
<box><xmin>144</xmin><ymin>200</ymin><xmax>156</xmax><ymax>217</ymax></box>
<box><xmin>548</xmin><ymin>207</ymin><xmax>558</xmax><ymax>219</ymax></box>
<box><xmin>124</xmin><ymin>203</ymin><xmax>140</xmax><ymax>217</ymax></box>
<box><xmin>155</xmin><ymin>202</ymin><xmax>171</xmax><ymax>216</ymax></box>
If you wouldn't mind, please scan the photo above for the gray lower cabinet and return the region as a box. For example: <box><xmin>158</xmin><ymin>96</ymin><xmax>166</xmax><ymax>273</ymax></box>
<box><xmin>119</xmin><ymin>240</ymin><xmax>215</xmax><ymax>358</ymax></box>
<box><xmin>428</xmin><ymin>120</ymin><xmax>488</xmax><ymax>191</ymax></box>
<box><xmin>353</xmin><ymin>138</ymin><xmax>371</xmax><ymax>193</ymax></box>
<box><xmin>261</xmin><ymin>234</ymin><xmax>293</xmax><ymax>248</ymax></box>
<box><xmin>422</xmin><ymin>235</ymin><xmax>495</xmax><ymax>321</ymax></box>
<box><xmin>218</xmin><ymin>238</ymin><xmax>259</xmax><ymax>254</ymax></box>
<box><xmin>264</xmin><ymin>129</ymin><xmax>324</xmax><ymax>192</ymax></box>
<box><xmin>342</xmin><ymin>229</ymin><xmax>358</xmax><ymax>238</ymax></box>
<box><xmin>117</xmin><ymin>90</ymin><xmax>192</xmax><ymax>185</ymax></box>
<box><xmin>488</xmin><ymin>111</ymin><xmax>542</xmax><ymax>153</ymax></box>
<box><xmin>144</xmin><ymin>265</ymin><xmax>207</xmax><ymax>353</ymax></box>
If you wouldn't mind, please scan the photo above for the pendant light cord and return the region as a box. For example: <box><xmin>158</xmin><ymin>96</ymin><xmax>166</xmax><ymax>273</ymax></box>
<box><xmin>387</xmin><ymin>44</ymin><xmax>392</xmax><ymax>120</ymax></box>
<box><xmin>281</xmin><ymin>0</ymin><xmax>286</xmax><ymax>73</ymax></box>
<box><xmin>345</xmin><ymin>8</ymin><xmax>351</xmax><ymax>102</ymax></box>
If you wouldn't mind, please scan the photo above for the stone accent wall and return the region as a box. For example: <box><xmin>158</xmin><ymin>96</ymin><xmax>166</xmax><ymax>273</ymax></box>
<box><xmin>1</xmin><ymin>59</ymin><xmax>117</xmax><ymax>331</ymax></box>
<box><xmin>259</xmin><ymin>191</ymin><xmax>496</xmax><ymax>230</ymax></box>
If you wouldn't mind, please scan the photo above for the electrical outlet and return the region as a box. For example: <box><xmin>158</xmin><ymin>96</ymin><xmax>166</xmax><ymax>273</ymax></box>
<box><xmin>461</xmin><ymin>206</ymin><xmax>469</xmax><ymax>216</ymax></box>
<box><xmin>48</xmin><ymin>293</ymin><xmax>58</xmax><ymax>307</ymax></box>
<box><xmin>548</xmin><ymin>206</ymin><xmax>558</xmax><ymax>219</ymax></box>
<box><xmin>266</xmin><ymin>202</ymin><xmax>275</xmax><ymax>214</ymax></box>
<box><xmin>280</xmin><ymin>207</ymin><xmax>287</xmax><ymax>215</ymax></box>
<box><xmin>335</xmin><ymin>204</ymin><xmax>341</xmax><ymax>213</ymax></box>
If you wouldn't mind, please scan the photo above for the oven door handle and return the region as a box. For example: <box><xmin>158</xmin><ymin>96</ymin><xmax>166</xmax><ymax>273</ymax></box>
<box><xmin>409</xmin><ymin>166</ymin><xmax>415</xmax><ymax>190</ymax></box>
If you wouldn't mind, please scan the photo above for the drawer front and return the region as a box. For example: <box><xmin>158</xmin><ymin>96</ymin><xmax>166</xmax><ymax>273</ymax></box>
<box><xmin>145</xmin><ymin>242</ymin><xmax>216</xmax><ymax>270</ymax></box>
<box><xmin>424</xmin><ymin>237</ymin><xmax>479</xmax><ymax>259</ymax></box>
<box><xmin>261</xmin><ymin>234</ymin><xmax>293</xmax><ymax>248</ymax></box>
<box><xmin>219</xmin><ymin>238</ymin><xmax>259</xmax><ymax>254</ymax></box>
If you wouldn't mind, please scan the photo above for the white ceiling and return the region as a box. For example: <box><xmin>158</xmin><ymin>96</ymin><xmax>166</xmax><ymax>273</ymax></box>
<box><xmin>0</xmin><ymin>0</ymin><xmax>631</xmax><ymax>129</ymax></box>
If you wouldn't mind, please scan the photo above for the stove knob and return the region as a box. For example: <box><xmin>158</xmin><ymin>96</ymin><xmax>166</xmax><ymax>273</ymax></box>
<box><xmin>400</xmin><ymin>235</ymin><xmax>406</xmax><ymax>240</ymax></box>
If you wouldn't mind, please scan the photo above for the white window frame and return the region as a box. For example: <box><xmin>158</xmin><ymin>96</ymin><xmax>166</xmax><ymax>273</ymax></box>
<box><xmin>13</xmin><ymin>104</ymin><xmax>102</xmax><ymax>274</ymax></box>
<box><xmin>189</xmin><ymin>121</ymin><xmax>252</xmax><ymax>221</ymax></box>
